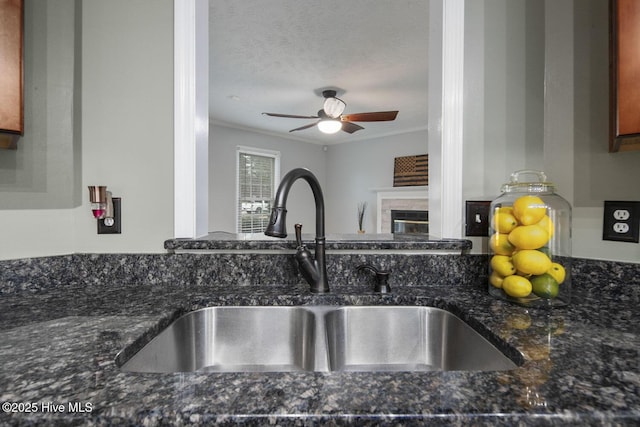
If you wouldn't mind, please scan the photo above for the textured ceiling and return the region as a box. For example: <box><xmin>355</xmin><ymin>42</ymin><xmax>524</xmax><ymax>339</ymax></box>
<box><xmin>209</xmin><ymin>0</ymin><xmax>430</xmax><ymax>144</ymax></box>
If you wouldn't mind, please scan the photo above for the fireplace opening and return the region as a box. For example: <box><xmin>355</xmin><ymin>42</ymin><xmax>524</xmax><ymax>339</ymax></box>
<box><xmin>391</xmin><ymin>210</ymin><xmax>429</xmax><ymax>234</ymax></box>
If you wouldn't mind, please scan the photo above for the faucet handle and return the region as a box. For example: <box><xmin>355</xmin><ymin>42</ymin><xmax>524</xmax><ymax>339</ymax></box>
<box><xmin>356</xmin><ymin>264</ymin><xmax>391</xmax><ymax>294</ymax></box>
<box><xmin>294</xmin><ymin>223</ymin><xmax>304</xmax><ymax>248</ymax></box>
<box><xmin>294</xmin><ymin>223</ymin><xmax>322</xmax><ymax>290</ymax></box>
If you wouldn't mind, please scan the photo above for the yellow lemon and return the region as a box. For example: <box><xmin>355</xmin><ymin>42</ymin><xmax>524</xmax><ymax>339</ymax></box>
<box><xmin>489</xmin><ymin>272</ymin><xmax>504</xmax><ymax>288</ymax></box>
<box><xmin>498</xmin><ymin>206</ymin><xmax>514</xmax><ymax>214</ymax></box>
<box><xmin>531</xmin><ymin>274</ymin><xmax>559</xmax><ymax>299</ymax></box>
<box><xmin>537</xmin><ymin>247</ymin><xmax>551</xmax><ymax>258</ymax></box>
<box><xmin>537</xmin><ymin>215</ymin><xmax>554</xmax><ymax>238</ymax></box>
<box><xmin>512</xmin><ymin>250</ymin><xmax>552</xmax><ymax>275</ymax></box>
<box><xmin>492</xmin><ymin>208</ymin><xmax>518</xmax><ymax>234</ymax></box>
<box><xmin>512</xmin><ymin>195</ymin><xmax>547</xmax><ymax>225</ymax></box>
<box><xmin>489</xmin><ymin>232</ymin><xmax>515</xmax><ymax>256</ymax></box>
<box><xmin>490</xmin><ymin>255</ymin><xmax>516</xmax><ymax>277</ymax></box>
<box><xmin>508</xmin><ymin>225</ymin><xmax>550</xmax><ymax>250</ymax></box>
<box><xmin>546</xmin><ymin>262</ymin><xmax>566</xmax><ymax>284</ymax></box>
<box><xmin>502</xmin><ymin>275</ymin><xmax>533</xmax><ymax>298</ymax></box>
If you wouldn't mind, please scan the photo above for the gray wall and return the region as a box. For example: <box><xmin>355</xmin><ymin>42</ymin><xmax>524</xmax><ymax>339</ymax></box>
<box><xmin>0</xmin><ymin>0</ymin><xmax>81</xmax><ymax>209</ymax></box>
<box><xmin>325</xmin><ymin>131</ymin><xmax>427</xmax><ymax>233</ymax></box>
<box><xmin>2</xmin><ymin>1</ymin><xmax>638</xmax><ymax>263</ymax></box>
<box><xmin>463</xmin><ymin>0</ymin><xmax>545</xmax><ymax>198</ymax></box>
<box><xmin>77</xmin><ymin>0</ymin><xmax>174</xmax><ymax>254</ymax></box>
<box><xmin>209</xmin><ymin>124</ymin><xmax>326</xmax><ymax>233</ymax></box>
<box><xmin>0</xmin><ymin>0</ymin><xmax>175</xmax><ymax>260</ymax></box>
<box><xmin>209</xmin><ymin>124</ymin><xmax>427</xmax><ymax>234</ymax></box>
<box><xmin>573</xmin><ymin>0</ymin><xmax>640</xmax><ymax>207</ymax></box>
<box><xmin>463</xmin><ymin>0</ymin><xmax>640</xmax><ymax>262</ymax></box>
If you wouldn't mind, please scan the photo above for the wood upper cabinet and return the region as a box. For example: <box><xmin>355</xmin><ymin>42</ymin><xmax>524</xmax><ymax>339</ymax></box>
<box><xmin>0</xmin><ymin>0</ymin><xmax>23</xmax><ymax>150</ymax></box>
<box><xmin>610</xmin><ymin>0</ymin><xmax>640</xmax><ymax>152</ymax></box>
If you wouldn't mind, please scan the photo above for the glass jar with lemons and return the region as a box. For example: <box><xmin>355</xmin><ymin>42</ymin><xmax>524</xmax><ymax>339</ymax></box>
<box><xmin>489</xmin><ymin>170</ymin><xmax>571</xmax><ymax>307</ymax></box>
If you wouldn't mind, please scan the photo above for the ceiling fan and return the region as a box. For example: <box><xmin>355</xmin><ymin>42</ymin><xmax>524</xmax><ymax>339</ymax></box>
<box><xmin>262</xmin><ymin>90</ymin><xmax>399</xmax><ymax>134</ymax></box>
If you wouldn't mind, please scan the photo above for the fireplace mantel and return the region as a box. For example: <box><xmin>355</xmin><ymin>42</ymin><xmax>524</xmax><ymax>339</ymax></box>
<box><xmin>371</xmin><ymin>186</ymin><xmax>429</xmax><ymax>233</ymax></box>
<box><xmin>371</xmin><ymin>186</ymin><xmax>428</xmax><ymax>198</ymax></box>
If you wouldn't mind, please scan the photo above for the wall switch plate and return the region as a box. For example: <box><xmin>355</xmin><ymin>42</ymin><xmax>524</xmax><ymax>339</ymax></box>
<box><xmin>603</xmin><ymin>200</ymin><xmax>639</xmax><ymax>243</ymax></box>
<box><xmin>465</xmin><ymin>201</ymin><xmax>491</xmax><ymax>237</ymax></box>
<box><xmin>98</xmin><ymin>197</ymin><xmax>121</xmax><ymax>234</ymax></box>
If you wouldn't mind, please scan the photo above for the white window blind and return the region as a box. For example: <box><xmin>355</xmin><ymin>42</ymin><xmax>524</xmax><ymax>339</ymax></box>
<box><xmin>236</xmin><ymin>147</ymin><xmax>280</xmax><ymax>233</ymax></box>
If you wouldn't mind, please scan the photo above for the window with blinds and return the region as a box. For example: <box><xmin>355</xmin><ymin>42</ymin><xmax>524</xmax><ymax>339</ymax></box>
<box><xmin>236</xmin><ymin>147</ymin><xmax>280</xmax><ymax>233</ymax></box>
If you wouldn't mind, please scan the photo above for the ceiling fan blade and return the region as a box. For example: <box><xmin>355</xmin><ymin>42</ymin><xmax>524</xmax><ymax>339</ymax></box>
<box><xmin>289</xmin><ymin>121</ymin><xmax>320</xmax><ymax>132</ymax></box>
<box><xmin>341</xmin><ymin>111</ymin><xmax>399</xmax><ymax>122</ymax></box>
<box><xmin>263</xmin><ymin>112</ymin><xmax>319</xmax><ymax>119</ymax></box>
<box><xmin>341</xmin><ymin>121</ymin><xmax>365</xmax><ymax>134</ymax></box>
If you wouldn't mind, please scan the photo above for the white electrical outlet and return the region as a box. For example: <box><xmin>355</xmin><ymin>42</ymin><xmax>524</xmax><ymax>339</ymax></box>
<box><xmin>603</xmin><ymin>201</ymin><xmax>640</xmax><ymax>243</ymax></box>
<box><xmin>613</xmin><ymin>222</ymin><xmax>630</xmax><ymax>233</ymax></box>
<box><xmin>613</xmin><ymin>209</ymin><xmax>631</xmax><ymax>220</ymax></box>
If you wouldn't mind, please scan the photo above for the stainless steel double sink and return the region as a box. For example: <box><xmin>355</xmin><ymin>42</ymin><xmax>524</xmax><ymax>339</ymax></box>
<box><xmin>118</xmin><ymin>306</ymin><xmax>518</xmax><ymax>373</ymax></box>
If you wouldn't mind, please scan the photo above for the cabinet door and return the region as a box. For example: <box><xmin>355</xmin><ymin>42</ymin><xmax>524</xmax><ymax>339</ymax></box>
<box><xmin>0</xmin><ymin>0</ymin><xmax>23</xmax><ymax>149</ymax></box>
<box><xmin>610</xmin><ymin>0</ymin><xmax>640</xmax><ymax>152</ymax></box>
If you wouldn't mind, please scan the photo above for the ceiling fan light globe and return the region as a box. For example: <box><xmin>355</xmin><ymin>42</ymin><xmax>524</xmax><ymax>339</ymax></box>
<box><xmin>318</xmin><ymin>119</ymin><xmax>342</xmax><ymax>134</ymax></box>
<box><xmin>323</xmin><ymin>97</ymin><xmax>346</xmax><ymax>118</ymax></box>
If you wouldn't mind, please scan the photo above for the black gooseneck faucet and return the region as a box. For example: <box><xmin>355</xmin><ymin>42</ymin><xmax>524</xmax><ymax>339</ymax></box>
<box><xmin>264</xmin><ymin>168</ymin><xmax>329</xmax><ymax>293</ymax></box>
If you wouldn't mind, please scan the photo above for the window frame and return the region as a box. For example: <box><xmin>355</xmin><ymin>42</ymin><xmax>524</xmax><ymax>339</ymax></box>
<box><xmin>235</xmin><ymin>146</ymin><xmax>281</xmax><ymax>233</ymax></box>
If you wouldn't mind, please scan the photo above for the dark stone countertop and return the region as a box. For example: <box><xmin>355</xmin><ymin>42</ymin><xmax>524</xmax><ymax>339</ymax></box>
<box><xmin>164</xmin><ymin>232</ymin><xmax>473</xmax><ymax>252</ymax></box>
<box><xmin>0</xmin><ymin>255</ymin><xmax>638</xmax><ymax>426</ymax></box>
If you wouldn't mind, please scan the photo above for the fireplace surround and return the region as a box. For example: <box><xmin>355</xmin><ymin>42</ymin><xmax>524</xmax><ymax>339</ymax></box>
<box><xmin>373</xmin><ymin>186</ymin><xmax>428</xmax><ymax>233</ymax></box>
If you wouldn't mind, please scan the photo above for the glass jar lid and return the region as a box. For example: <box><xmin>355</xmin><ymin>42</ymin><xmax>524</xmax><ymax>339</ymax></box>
<box><xmin>500</xmin><ymin>170</ymin><xmax>556</xmax><ymax>193</ymax></box>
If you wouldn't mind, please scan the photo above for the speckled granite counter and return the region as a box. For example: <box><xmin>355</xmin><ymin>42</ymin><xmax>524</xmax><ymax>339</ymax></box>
<box><xmin>164</xmin><ymin>231</ymin><xmax>472</xmax><ymax>252</ymax></box>
<box><xmin>0</xmin><ymin>252</ymin><xmax>638</xmax><ymax>426</ymax></box>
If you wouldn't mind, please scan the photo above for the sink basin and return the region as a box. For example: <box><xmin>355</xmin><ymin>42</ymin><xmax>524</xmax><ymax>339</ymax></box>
<box><xmin>120</xmin><ymin>306</ymin><xmax>316</xmax><ymax>373</ymax></box>
<box><xmin>325</xmin><ymin>306</ymin><xmax>516</xmax><ymax>372</ymax></box>
<box><xmin>118</xmin><ymin>306</ymin><xmax>518</xmax><ymax>373</ymax></box>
